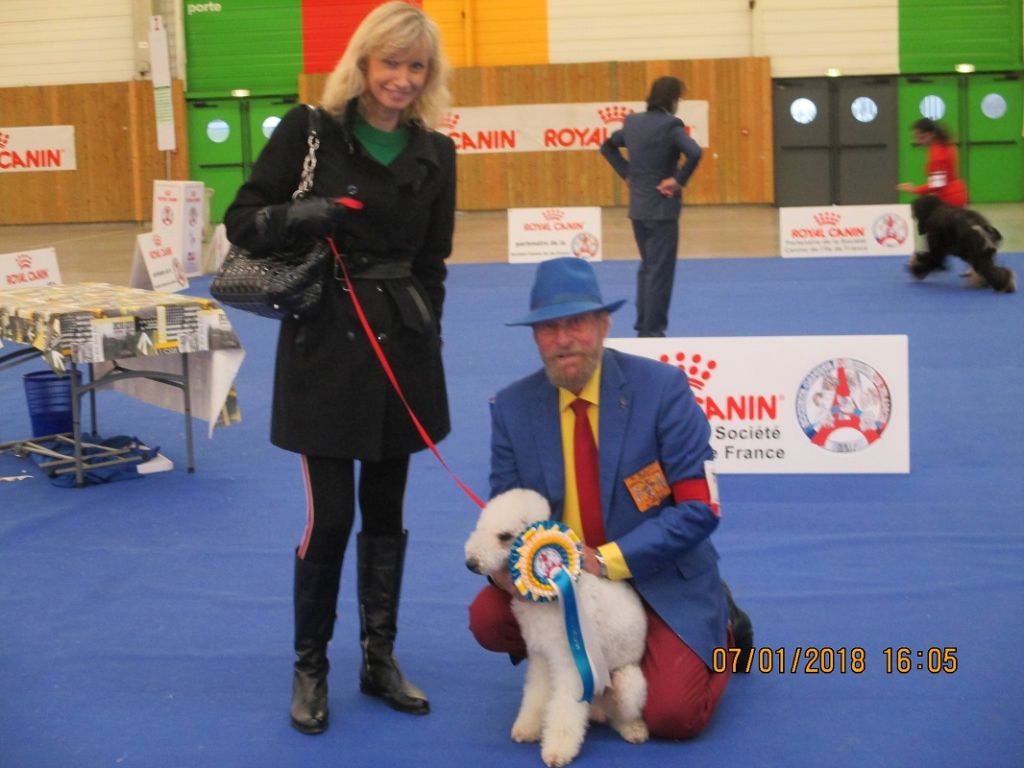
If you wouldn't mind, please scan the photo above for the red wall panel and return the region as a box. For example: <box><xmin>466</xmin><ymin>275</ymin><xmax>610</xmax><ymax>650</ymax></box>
<box><xmin>302</xmin><ymin>0</ymin><xmax>423</xmax><ymax>75</ymax></box>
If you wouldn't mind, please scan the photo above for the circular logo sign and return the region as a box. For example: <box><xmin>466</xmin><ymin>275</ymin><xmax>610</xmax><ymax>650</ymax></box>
<box><xmin>571</xmin><ymin>232</ymin><xmax>599</xmax><ymax>259</ymax></box>
<box><xmin>872</xmin><ymin>213</ymin><xmax>909</xmax><ymax>247</ymax></box>
<box><xmin>795</xmin><ymin>358</ymin><xmax>892</xmax><ymax>453</ymax></box>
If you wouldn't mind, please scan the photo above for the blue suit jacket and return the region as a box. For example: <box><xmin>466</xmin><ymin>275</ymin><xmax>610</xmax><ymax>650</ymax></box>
<box><xmin>490</xmin><ymin>348</ymin><xmax>727</xmax><ymax>666</ymax></box>
<box><xmin>600</xmin><ymin>108</ymin><xmax>703</xmax><ymax>222</ymax></box>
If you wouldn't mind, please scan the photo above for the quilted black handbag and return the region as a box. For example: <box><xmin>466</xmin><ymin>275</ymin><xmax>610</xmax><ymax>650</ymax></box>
<box><xmin>211</xmin><ymin>106</ymin><xmax>329</xmax><ymax>320</ymax></box>
<box><xmin>211</xmin><ymin>238</ymin><xmax>331</xmax><ymax>319</ymax></box>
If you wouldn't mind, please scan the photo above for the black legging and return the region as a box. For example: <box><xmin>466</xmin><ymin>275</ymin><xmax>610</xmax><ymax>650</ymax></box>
<box><xmin>297</xmin><ymin>454</ymin><xmax>410</xmax><ymax>564</ymax></box>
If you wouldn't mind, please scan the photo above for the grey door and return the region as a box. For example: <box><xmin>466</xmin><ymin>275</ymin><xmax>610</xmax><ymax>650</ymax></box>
<box><xmin>835</xmin><ymin>76</ymin><xmax>898</xmax><ymax>204</ymax></box>
<box><xmin>774</xmin><ymin>77</ymin><xmax>899</xmax><ymax>206</ymax></box>
<box><xmin>773</xmin><ymin>78</ymin><xmax>831</xmax><ymax>206</ymax></box>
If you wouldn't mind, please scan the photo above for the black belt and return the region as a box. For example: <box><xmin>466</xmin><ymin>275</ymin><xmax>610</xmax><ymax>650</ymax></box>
<box><xmin>336</xmin><ymin>260</ymin><xmax>412</xmax><ymax>280</ymax></box>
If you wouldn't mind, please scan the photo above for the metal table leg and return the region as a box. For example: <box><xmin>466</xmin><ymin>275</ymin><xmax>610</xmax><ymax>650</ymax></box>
<box><xmin>88</xmin><ymin>362</ymin><xmax>98</xmax><ymax>436</ymax></box>
<box><xmin>181</xmin><ymin>353</ymin><xmax>194</xmax><ymax>473</ymax></box>
<box><xmin>70</xmin><ymin>361</ymin><xmax>84</xmax><ymax>487</ymax></box>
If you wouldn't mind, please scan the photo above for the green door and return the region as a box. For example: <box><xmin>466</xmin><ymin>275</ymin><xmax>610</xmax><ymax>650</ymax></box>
<box><xmin>248</xmin><ymin>96</ymin><xmax>299</xmax><ymax>171</ymax></box>
<box><xmin>187</xmin><ymin>96</ymin><xmax>298</xmax><ymax>223</ymax></box>
<box><xmin>897</xmin><ymin>75</ymin><xmax>960</xmax><ymax>204</ymax></box>
<box><xmin>965</xmin><ymin>73</ymin><xmax>1023</xmax><ymax>203</ymax></box>
<box><xmin>187</xmin><ymin>99</ymin><xmax>246</xmax><ymax>224</ymax></box>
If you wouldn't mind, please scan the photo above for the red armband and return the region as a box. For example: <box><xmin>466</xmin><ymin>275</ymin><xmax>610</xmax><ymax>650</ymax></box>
<box><xmin>671</xmin><ymin>461</ymin><xmax>720</xmax><ymax>517</ymax></box>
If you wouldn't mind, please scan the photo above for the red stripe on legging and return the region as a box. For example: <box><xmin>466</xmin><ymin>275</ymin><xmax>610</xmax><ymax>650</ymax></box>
<box><xmin>297</xmin><ymin>455</ymin><xmax>315</xmax><ymax>560</ymax></box>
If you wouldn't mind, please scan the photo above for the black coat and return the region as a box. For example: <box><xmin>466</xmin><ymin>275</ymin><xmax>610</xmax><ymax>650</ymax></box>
<box><xmin>224</xmin><ymin>101</ymin><xmax>456</xmax><ymax>460</ymax></box>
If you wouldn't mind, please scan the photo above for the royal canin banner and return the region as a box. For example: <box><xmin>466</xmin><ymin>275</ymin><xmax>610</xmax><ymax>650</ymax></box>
<box><xmin>441</xmin><ymin>101</ymin><xmax>709</xmax><ymax>155</ymax></box>
<box><xmin>606</xmin><ymin>335</ymin><xmax>910</xmax><ymax>475</ymax></box>
<box><xmin>0</xmin><ymin>126</ymin><xmax>77</xmax><ymax>173</ymax></box>
<box><xmin>0</xmin><ymin>247</ymin><xmax>62</xmax><ymax>289</ymax></box>
<box><xmin>779</xmin><ymin>205</ymin><xmax>914</xmax><ymax>258</ymax></box>
<box><xmin>507</xmin><ymin>207</ymin><xmax>603</xmax><ymax>263</ymax></box>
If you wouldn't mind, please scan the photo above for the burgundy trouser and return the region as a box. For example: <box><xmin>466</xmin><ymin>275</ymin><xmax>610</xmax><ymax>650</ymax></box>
<box><xmin>468</xmin><ymin>583</ymin><xmax>731</xmax><ymax>740</ymax></box>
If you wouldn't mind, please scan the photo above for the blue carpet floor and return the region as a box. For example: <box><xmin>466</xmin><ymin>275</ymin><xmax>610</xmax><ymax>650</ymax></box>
<box><xmin>1</xmin><ymin>253</ymin><xmax>1022</xmax><ymax>768</ymax></box>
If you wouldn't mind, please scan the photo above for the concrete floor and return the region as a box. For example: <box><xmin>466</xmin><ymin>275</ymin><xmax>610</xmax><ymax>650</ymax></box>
<box><xmin>2</xmin><ymin>203</ymin><xmax>1022</xmax><ymax>285</ymax></box>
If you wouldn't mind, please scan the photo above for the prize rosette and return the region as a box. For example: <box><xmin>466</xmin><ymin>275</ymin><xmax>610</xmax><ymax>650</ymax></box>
<box><xmin>506</xmin><ymin>519</ymin><xmax>609</xmax><ymax>701</ymax></box>
<box><xmin>508</xmin><ymin>520</ymin><xmax>583</xmax><ymax>602</ymax></box>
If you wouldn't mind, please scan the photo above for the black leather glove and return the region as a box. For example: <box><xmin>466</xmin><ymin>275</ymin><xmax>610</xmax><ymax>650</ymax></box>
<box><xmin>284</xmin><ymin>196</ymin><xmax>353</xmax><ymax>238</ymax></box>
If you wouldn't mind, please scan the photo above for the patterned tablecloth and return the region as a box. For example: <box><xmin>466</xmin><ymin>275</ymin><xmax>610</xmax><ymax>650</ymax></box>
<box><xmin>0</xmin><ymin>283</ymin><xmax>244</xmax><ymax>435</ymax></box>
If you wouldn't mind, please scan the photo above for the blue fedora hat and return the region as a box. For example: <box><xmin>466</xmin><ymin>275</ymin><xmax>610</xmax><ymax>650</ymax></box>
<box><xmin>507</xmin><ymin>257</ymin><xmax>626</xmax><ymax>326</ymax></box>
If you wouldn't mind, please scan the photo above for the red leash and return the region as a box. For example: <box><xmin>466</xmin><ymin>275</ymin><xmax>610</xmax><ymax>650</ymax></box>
<box><xmin>326</xmin><ymin>236</ymin><xmax>486</xmax><ymax>510</ymax></box>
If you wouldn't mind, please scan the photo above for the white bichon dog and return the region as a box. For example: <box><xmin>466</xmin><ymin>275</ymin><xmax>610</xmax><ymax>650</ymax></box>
<box><xmin>465</xmin><ymin>488</ymin><xmax>649</xmax><ymax>767</ymax></box>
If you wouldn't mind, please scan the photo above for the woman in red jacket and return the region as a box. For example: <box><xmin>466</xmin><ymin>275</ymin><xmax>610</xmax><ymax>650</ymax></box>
<box><xmin>897</xmin><ymin>118</ymin><xmax>968</xmax><ymax>207</ymax></box>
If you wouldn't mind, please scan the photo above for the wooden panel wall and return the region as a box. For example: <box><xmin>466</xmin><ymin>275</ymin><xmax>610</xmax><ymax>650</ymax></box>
<box><xmin>0</xmin><ymin>81</ymin><xmax>189</xmax><ymax>225</ymax></box>
<box><xmin>612</xmin><ymin>58</ymin><xmax>775</xmax><ymax>206</ymax></box>
<box><xmin>300</xmin><ymin>56</ymin><xmax>774</xmax><ymax>210</ymax></box>
<box><xmin>1</xmin><ymin>57</ymin><xmax>770</xmax><ymax>225</ymax></box>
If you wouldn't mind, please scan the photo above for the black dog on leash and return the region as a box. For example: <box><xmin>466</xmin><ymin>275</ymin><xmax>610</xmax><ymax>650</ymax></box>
<box><xmin>909</xmin><ymin>195</ymin><xmax>1016</xmax><ymax>293</ymax></box>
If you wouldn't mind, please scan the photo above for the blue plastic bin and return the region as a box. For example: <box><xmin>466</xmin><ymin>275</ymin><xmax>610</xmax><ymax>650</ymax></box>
<box><xmin>23</xmin><ymin>370</ymin><xmax>81</xmax><ymax>438</ymax></box>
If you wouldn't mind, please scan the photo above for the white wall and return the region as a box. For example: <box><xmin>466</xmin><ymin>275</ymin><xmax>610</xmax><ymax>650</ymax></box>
<box><xmin>0</xmin><ymin>0</ymin><xmax>182</xmax><ymax>89</ymax></box>
<box><xmin>547</xmin><ymin>0</ymin><xmax>900</xmax><ymax>77</ymax></box>
<box><xmin>548</xmin><ymin>0</ymin><xmax>754</xmax><ymax>64</ymax></box>
<box><xmin>0</xmin><ymin>0</ymin><xmax>135</xmax><ymax>87</ymax></box>
<box><xmin>758</xmin><ymin>0</ymin><xmax>899</xmax><ymax>77</ymax></box>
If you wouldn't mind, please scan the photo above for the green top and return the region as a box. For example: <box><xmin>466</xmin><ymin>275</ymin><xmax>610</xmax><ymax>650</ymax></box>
<box><xmin>353</xmin><ymin>115</ymin><xmax>410</xmax><ymax>166</ymax></box>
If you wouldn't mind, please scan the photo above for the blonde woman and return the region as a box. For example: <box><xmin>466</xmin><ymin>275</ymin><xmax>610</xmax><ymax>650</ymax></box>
<box><xmin>224</xmin><ymin>1</ymin><xmax>455</xmax><ymax>734</ymax></box>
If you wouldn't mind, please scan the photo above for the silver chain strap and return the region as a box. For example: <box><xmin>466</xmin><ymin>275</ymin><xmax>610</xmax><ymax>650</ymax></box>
<box><xmin>292</xmin><ymin>106</ymin><xmax>320</xmax><ymax>200</ymax></box>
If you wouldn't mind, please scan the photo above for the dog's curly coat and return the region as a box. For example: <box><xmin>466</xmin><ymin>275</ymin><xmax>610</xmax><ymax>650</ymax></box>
<box><xmin>910</xmin><ymin>194</ymin><xmax>1016</xmax><ymax>293</ymax></box>
<box><xmin>465</xmin><ymin>488</ymin><xmax>649</xmax><ymax>768</ymax></box>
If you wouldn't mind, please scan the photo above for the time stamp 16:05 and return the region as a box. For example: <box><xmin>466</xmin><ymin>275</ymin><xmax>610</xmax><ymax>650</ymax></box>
<box><xmin>712</xmin><ymin>646</ymin><xmax>959</xmax><ymax>675</ymax></box>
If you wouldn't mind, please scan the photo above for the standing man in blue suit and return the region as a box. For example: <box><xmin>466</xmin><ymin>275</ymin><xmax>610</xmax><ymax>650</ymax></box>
<box><xmin>468</xmin><ymin>257</ymin><xmax>752</xmax><ymax>739</ymax></box>
<box><xmin>601</xmin><ymin>76</ymin><xmax>702</xmax><ymax>337</ymax></box>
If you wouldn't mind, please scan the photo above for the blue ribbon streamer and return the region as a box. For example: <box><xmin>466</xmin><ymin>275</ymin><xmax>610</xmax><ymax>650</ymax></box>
<box><xmin>550</xmin><ymin>566</ymin><xmax>596</xmax><ymax>702</ymax></box>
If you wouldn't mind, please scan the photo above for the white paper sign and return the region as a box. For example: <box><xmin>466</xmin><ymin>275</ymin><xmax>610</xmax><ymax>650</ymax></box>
<box><xmin>441</xmin><ymin>101</ymin><xmax>709</xmax><ymax>154</ymax></box>
<box><xmin>130</xmin><ymin>233</ymin><xmax>189</xmax><ymax>293</ymax></box>
<box><xmin>780</xmin><ymin>205</ymin><xmax>914</xmax><ymax>258</ymax></box>
<box><xmin>148</xmin><ymin>16</ymin><xmax>176</xmax><ymax>152</ymax></box>
<box><xmin>0</xmin><ymin>126</ymin><xmax>76</xmax><ymax>173</ymax></box>
<box><xmin>152</xmin><ymin>180</ymin><xmax>205</xmax><ymax>276</ymax></box>
<box><xmin>0</xmin><ymin>247</ymin><xmax>62</xmax><ymax>289</ymax></box>
<box><xmin>606</xmin><ymin>335</ymin><xmax>910</xmax><ymax>474</ymax></box>
<box><xmin>507</xmin><ymin>207</ymin><xmax>603</xmax><ymax>264</ymax></box>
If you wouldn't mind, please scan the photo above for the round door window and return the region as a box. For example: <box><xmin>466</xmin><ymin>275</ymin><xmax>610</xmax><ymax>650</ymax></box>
<box><xmin>980</xmin><ymin>93</ymin><xmax>1008</xmax><ymax>120</ymax></box>
<box><xmin>851</xmin><ymin>97</ymin><xmax>878</xmax><ymax>123</ymax></box>
<box><xmin>207</xmin><ymin>119</ymin><xmax>230</xmax><ymax>143</ymax></box>
<box><xmin>262</xmin><ymin>116</ymin><xmax>282</xmax><ymax>138</ymax></box>
<box><xmin>919</xmin><ymin>95</ymin><xmax>946</xmax><ymax>121</ymax></box>
<box><xmin>790</xmin><ymin>98</ymin><xmax>817</xmax><ymax>124</ymax></box>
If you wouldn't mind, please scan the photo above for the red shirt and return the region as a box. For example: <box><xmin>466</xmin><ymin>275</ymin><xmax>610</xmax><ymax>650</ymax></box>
<box><xmin>912</xmin><ymin>142</ymin><xmax>968</xmax><ymax>207</ymax></box>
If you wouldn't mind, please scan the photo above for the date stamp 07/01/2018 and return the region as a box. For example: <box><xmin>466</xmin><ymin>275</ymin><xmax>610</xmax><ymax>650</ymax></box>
<box><xmin>713</xmin><ymin>646</ymin><xmax>959</xmax><ymax>675</ymax></box>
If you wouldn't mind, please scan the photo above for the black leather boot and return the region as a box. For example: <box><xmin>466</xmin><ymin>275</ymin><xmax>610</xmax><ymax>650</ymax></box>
<box><xmin>357</xmin><ymin>531</ymin><xmax>429</xmax><ymax>715</ymax></box>
<box><xmin>290</xmin><ymin>554</ymin><xmax>342</xmax><ymax>734</ymax></box>
<box><xmin>722</xmin><ymin>580</ymin><xmax>754</xmax><ymax>672</ymax></box>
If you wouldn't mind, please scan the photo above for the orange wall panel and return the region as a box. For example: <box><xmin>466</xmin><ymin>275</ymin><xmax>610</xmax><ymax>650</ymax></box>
<box><xmin>425</xmin><ymin>0</ymin><xmax>547</xmax><ymax>67</ymax></box>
